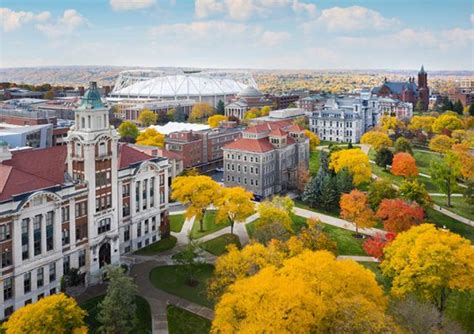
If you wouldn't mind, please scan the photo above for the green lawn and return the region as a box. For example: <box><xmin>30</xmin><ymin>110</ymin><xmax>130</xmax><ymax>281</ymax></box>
<box><xmin>360</xmin><ymin>262</ymin><xmax>391</xmax><ymax>293</ymax></box>
<box><xmin>134</xmin><ymin>236</ymin><xmax>177</xmax><ymax>255</ymax></box>
<box><xmin>200</xmin><ymin>233</ymin><xmax>241</xmax><ymax>256</ymax></box>
<box><xmin>149</xmin><ymin>264</ymin><xmax>214</xmax><ymax>307</ymax></box>
<box><xmin>294</xmin><ymin>199</ymin><xmax>340</xmax><ymax>217</ymax></box>
<box><xmin>190</xmin><ymin>211</ymin><xmax>230</xmax><ymax>239</ymax></box>
<box><xmin>446</xmin><ymin>290</ymin><xmax>474</xmax><ymax>332</ymax></box>
<box><xmin>170</xmin><ymin>214</ymin><xmax>185</xmax><ymax>233</ymax></box>
<box><xmin>425</xmin><ymin>208</ymin><xmax>474</xmax><ymax>243</ymax></box>
<box><xmin>431</xmin><ymin>196</ymin><xmax>474</xmax><ymax>221</ymax></box>
<box><xmin>247</xmin><ymin>215</ymin><xmax>365</xmax><ymax>256</ymax></box>
<box><xmin>413</xmin><ymin>150</ymin><xmax>443</xmax><ymax>175</ymax></box>
<box><xmin>80</xmin><ymin>295</ymin><xmax>152</xmax><ymax>334</ymax></box>
<box><xmin>309</xmin><ymin>150</ymin><xmax>320</xmax><ymax>176</ymax></box>
<box><xmin>370</xmin><ymin>163</ymin><xmax>439</xmax><ymax>192</ymax></box>
<box><xmin>167</xmin><ymin>305</ymin><xmax>211</xmax><ymax>334</ymax></box>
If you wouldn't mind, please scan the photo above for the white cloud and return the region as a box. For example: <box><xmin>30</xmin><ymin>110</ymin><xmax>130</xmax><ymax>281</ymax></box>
<box><xmin>470</xmin><ymin>13</ymin><xmax>474</xmax><ymax>24</ymax></box>
<box><xmin>109</xmin><ymin>0</ymin><xmax>156</xmax><ymax>11</ymax></box>
<box><xmin>195</xmin><ymin>0</ymin><xmax>316</xmax><ymax>20</ymax></box>
<box><xmin>0</xmin><ymin>8</ymin><xmax>50</xmax><ymax>31</ymax></box>
<box><xmin>313</xmin><ymin>6</ymin><xmax>400</xmax><ymax>32</ymax></box>
<box><xmin>36</xmin><ymin>9</ymin><xmax>86</xmax><ymax>38</ymax></box>
<box><xmin>260</xmin><ymin>30</ymin><xmax>290</xmax><ymax>46</ymax></box>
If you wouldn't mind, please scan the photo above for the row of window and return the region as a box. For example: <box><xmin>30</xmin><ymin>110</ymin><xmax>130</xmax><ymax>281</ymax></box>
<box><xmin>226</xmin><ymin>163</ymin><xmax>260</xmax><ymax>175</ymax></box>
<box><xmin>20</xmin><ymin>212</ymin><xmax>55</xmax><ymax>261</ymax></box>
<box><xmin>135</xmin><ymin>178</ymin><xmax>155</xmax><ymax>213</ymax></box>
<box><xmin>227</xmin><ymin>175</ymin><xmax>259</xmax><ymax>187</ymax></box>
<box><xmin>226</xmin><ymin>153</ymin><xmax>260</xmax><ymax>163</ymax></box>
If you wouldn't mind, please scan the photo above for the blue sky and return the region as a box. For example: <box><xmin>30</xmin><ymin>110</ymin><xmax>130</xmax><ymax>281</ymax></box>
<box><xmin>1</xmin><ymin>0</ymin><xmax>473</xmax><ymax>70</ymax></box>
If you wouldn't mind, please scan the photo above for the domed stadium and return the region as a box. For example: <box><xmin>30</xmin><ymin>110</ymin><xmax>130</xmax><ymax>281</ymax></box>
<box><xmin>107</xmin><ymin>70</ymin><xmax>257</xmax><ymax>107</ymax></box>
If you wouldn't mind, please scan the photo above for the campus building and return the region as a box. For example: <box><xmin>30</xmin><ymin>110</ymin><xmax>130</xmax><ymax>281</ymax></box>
<box><xmin>223</xmin><ymin>121</ymin><xmax>309</xmax><ymax>199</ymax></box>
<box><xmin>0</xmin><ymin>82</ymin><xmax>170</xmax><ymax>320</ymax></box>
<box><xmin>225</xmin><ymin>87</ymin><xmax>273</xmax><ymax>120</ymax></box>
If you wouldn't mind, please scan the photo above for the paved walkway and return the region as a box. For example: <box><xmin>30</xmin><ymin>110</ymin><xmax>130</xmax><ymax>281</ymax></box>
<box><xmin>432</xmin><ymin>204</ymin><xmax>474</xmax><ymax>227</ymax></box>
<box><xmin>337</xmin><ymin>255</ymin><xmax>379</xmax><ymax>262</ymax></box>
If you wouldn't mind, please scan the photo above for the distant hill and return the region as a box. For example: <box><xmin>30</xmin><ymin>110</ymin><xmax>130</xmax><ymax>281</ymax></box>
<box><xmin>0</xmin><ymin>66</ymin><xmax>472</xmax><ymax>88</ymax></box>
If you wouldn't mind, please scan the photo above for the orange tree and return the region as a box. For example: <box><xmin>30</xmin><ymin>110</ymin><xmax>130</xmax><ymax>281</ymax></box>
<box><xmin>340</xmin><ymin>189</ymin><xmax>376</xmax><ymax>234</ymax></box>
<box><xmin>376</xmin><ymin>199</ymin><xmax>424</xmax><ymax>232</ymax></box>
<box><xmin>391</xmin><ymin>152</ymin><xmax>418</xmax><ymax>178</ymax></box>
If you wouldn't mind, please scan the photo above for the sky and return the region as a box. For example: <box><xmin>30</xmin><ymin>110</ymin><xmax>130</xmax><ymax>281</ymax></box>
<box><xmin>0</xmin><ymin>0</ymin><xmax>473</xmax><ymax>70</ymax></box>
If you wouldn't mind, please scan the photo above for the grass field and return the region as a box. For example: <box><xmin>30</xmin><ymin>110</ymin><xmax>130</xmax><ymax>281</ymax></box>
<box><xmin>370</xmin><ymin>162</ymin><xmax>439</xmax><ymax>192</ymax></box>
<box><xmin>446</xmin><ymin>290</ymin><xmax>474</xmax><ymax>332</ymax></box>
<box><xmin>360</xmin><ymin>262</ymin><xmax>391</xmax><ymax>293</ymax></box>
<box><xmin>309</xmin><ymin>150</ymin><xmax>320</xmax><ymax>176</ymax></box>
<box><xmin>149</xmin><ymin>264</ymin><xmax>214</xmax><ymax>307</ymax></box>
<box><xmin>425</xmin><ymin>208</ymin><xmax>474</xmax><ymax>242</ymax></box>
<box><xmin>80</xmin><ymin>295</ymin><xmax>152</xmax><ymax>333</ymax></box>
<box><xmin>134</xmin><ymin>236</ymin><xmax>177</xmax><ymax>255</ymax></box>
<box><xmin>167</xmin><ymin>305</ymin><xmax>211</xmax><ymax>334</ymax></box>
<box><xmin>190</xmin><ymin>211</ymin><xmax>230</xmax><ymax>239</ymax></box>
<box><xmin>412</xmin><ymin>149</ymin><xmax>443</xmax><ymax>175</ymax></box>
<box><xmin>431</xmin><ymin>196</ymin><xmax>474</xmax><ymax>221</ymax></box>
<box><xmin>170</xmin><ymin>214</ymin><xmax>185</xmax><ymax>233</ymax></box>
<box><xmin>200</xmin><ymin>233</ymin><xmax>241</xmax><ymax>256</ymax></box>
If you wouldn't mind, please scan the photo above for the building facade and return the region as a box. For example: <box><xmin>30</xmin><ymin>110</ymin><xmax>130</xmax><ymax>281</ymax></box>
<box><xmin>378</xmin><ymin>98</ymin><xmax>413</xmax><ymax>120</ymax></box>
<box><xmin>307</xmin><ymin>92</ymin><xmax>380</xmax><ymax>143</ymax></box>
<box><xmin>0</xmin><ymin>82</ymin><xmax>169</xmax><ymax>320</ymax></box>
<box><xmin>223</xmin><ymin>121</ymin><xmax>309</xmax><ymax>199</ymax></box>
<box><xmin>225</xmin><ymin>87</ymin><xmax>273</xmax><ymax>120</ymax></box>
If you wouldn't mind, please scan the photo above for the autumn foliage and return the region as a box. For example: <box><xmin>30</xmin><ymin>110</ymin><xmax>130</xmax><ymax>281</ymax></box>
<box><xmin>330</xmin><ymin>148</ymin><xmax>371</xmax><ymax>185</ymax></box>
<box><xmin>340</xmin><ymin>189</ymin><xmax>376</xmax><ymax>234</ymax></box>
<box><xmin>376</xmin><ymin>199</ymin><xmax>424</xmax><ymax>233</ymax></box>
<box><xmin>360</xmin><ymin>131</ymin><xmax>393</xmax><ymax>151</ymax></box>
<box><xmin>1</xmin><ymin>293</ymin><xmax>87</xmax><ymax>334</ymax></box>
<box><xmin>363</xmin><ymin>232</ymin><xmax>397</xmax><ymax>259</ymax></box>
<box><xmin>391</xmin><ymin>152</ymin><xmax>418</xmax><ymax>178</ymax></box>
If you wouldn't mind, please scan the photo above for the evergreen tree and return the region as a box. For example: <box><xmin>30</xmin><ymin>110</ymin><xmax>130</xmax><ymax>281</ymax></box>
<box><xmin>174</xmin><ymin>107</ymin><xmax>186</xmax><ymax>122</ymax></box>
<box><xmin>347</xmin><ymin>141</ymin><xmax>353</xmax><ymax>149</ymax></box>
<box><xmin>375</xmin><ymin>147</ymin><xmax>394</xmax><ymax>170</ymax></box>
<box><xmin>469</xmin><ymin>102</ymin><xmax>474</xmax><ymax>116</ymax></box>
<box><xmin>319</xmin><ymin>175</ymin><xmax>339</xmax><ymax>211</ymax></box>
<box><xmin>319</xmin><ymin>151</ymin><xmax>330</xmax><ymax>173</ymax></box>
<box><xmin>394</xmin><ymin>137</ymin><xmax>413</xmax><ymax>155</ymax></box>
<box><xmin>336</xmin><ymin>168</ymin><xmax>354</xmax><ymax>195</ymax></box>
<box><xmin>98</xmin><ymin>266</ymin><xmax>138</xmax><ymax>334</ymax></box>
<box><xmin>453</xmin><ymin>100</ymin><xmax>464</xmax><ymax>115</ymax></box>
<box><xmin>440</xmin><ymin>96</ymin><xmax>454</xmax><ymax>112</ymax></box>
<box><xmin>302</xmin><ymin>167</ymin><xmax>325</xmax><ymax>208</ymax></box>
<box><xmin>216</xmin><ymin>100</ymin><xmax>225</xmax><ymax>115</ymax></box>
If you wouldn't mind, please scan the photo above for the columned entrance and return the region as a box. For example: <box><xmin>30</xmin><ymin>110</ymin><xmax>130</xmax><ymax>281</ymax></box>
<box><xmin>98</xmin><ymin>242</ymin><xmax>111</xmax><ymax>268</ymax></box>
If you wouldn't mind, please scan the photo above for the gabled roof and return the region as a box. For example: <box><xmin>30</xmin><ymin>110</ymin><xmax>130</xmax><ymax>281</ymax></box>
<box><xmin>224</xmin><ymin>138</ymin><xmax>275</xmax><ymax>153</ymax></box>
<box><xmin>376</xmin><ymin>81</ymin><xmax>418</xmax><ymax>95</ymax></box>
<box><xmin>244</xmin><ymin>120</ymin><xmax>292</xmax><ymax>134</ymax></box>
<box><xmin>286</xmin><ymin>124</ymin><xmax>305</xmax><ymax>132</ymax></box>
<box><xmin>118</xmin><ymin>144</ymin><xmax>153</xmax><ymax>169</ymax></box>
<box><xmin>269</xmin><ymin>128</ymin><xmax>287</xmax><ymax>137</ymax></box>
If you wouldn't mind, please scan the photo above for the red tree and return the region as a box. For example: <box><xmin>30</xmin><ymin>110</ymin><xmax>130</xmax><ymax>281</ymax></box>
<box><xmin>376</xmin><ymin>199</ymin><xmax>424</xmax><ymax>232</ymax></box>
<box><xmin>363</xmin><ymin>232</ymin><xmax>397</xmax><ymax>259</ymax></box>
<box><xmin>391</xmin><ymin>152</ymin><xmax>418</xmax><ymax>178</ymax></box>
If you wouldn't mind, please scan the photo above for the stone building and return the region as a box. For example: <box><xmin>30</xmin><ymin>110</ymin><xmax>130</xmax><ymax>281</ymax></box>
<box><xmin>225</xmin><ymin>87</ymin><xmax>273</xmax><ymax>120</ymax></box>
<box><xmin>223</xmin><ymin>121</ymin><xmax>309</xmax><ymax>199</ymax></box>
<box><xmin>0</xmin><ymin>82</ymin><xmax>169</xmax><ymax>320</ymax></box>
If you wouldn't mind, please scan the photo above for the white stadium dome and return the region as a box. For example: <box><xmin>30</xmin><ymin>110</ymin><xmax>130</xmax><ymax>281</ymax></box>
<box><xmin>107</xmin><ymin>70</ymin><xmax>257</xmax><ymax>106</ymax></box>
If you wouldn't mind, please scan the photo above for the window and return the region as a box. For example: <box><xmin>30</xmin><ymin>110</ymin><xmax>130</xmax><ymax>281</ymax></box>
<box><xmin>152</xmin><ymin>217</ymin><xmax>156</xmax><ymax>231</ymax></box>
<box><xmin>21</xmin><ymin>218</ymin><xmax>29</xmax><ymax>260</ymax></box>
<box><xmin>62</xmin><ymin>228</ymin><xmax>70</xmax><ymax>246</ymax></box>
<box><xmin>75</xmin><ymin>202</ymin><xmax>87</xmax><ymax>218</ymax></box>
<box><xmin>144</xmin><ymin>220</ymin><xmax>149</xmax><ymax>234</ymax></box>
<box><xmin>135</xmin><ymin>181</ymin><xmax>140</xmax><ymax>212</ymax></box>
<box><xmin>98</xmin><ymin>142</ymin><xmax>107</xmax><ymax>156</ymax></box>
<box><xmin>38</xmin><ymin>293</ymin><xmax>44</xmax><ymax>300</ymax></box>
<box><xmin>124</xmin><ymin>226</ymin><xmax>130</xmax><ymax>242</ymax></box>
<box><xmin>97</xmin><ymin>218</ymin><xmax>111</xmax><ymax>234</ymax></box>
<box><xmin>50</xmin><ymin>288</ymin><xmax>56</xmax><ymax>295</ymax></box>
<box><xmin>37</xmin><ymin>268</ymin><xmax>44</xmax><ymax>288</ymax></box>
<box><xmin>24</xmin><ymin>272</ymin><xmax>31</xmax><ymax>294</ymax></box>
<box><xmin>79</xmin><ymin>250</ymin><xmax>86</xmax><ymax>267</ymax></box>
<box><xmin>137</xmin><ymin>222</ymin><xmax>142</xmax><ymax>237</ymax></box>
<box><xmin>63</xmin><ymin>256</ymin><xmax>70</xmax><ymax>275</ymax></box>
<box><xmin>122</xmin><ymin>203</ymin><xmax>130</xmax><ymax>217</ymax></box>
<box><xmin>49</xmin><ymin>262</ymin><xmax>56</xmax><ymax>282</ymax></box>
<box><xmin>122</xmin><ymin>184</ymin><xmax>130</xmax><ymax>196</ymax></box>
<box><xmin>46</xmin><ymin>211</ymin><xmax>54</xmax><ymax>251</ymax></box>
<box><xmin>33</xmin><ymin>215</ymin><xmax>42</xmax><ymax>256</ymax></box>
<box><xmin>0</xmin><ymin>223</ymin><xmax>11</xmax><ymax>241</ymax></box>
<box><xmin>142</xmin><ymin>179</ymin><xmax>148</xmax><ymax>210</ymax></box>
<box><xmin>61</xmin><ymin>206</ymin><xmax>70</xmax><ymax>222</ymax></box>
<box><xmin>3</xmin><ymin>277</ymin><xmax>13</xmax><ymax>300</ymax></box>
<box><xmin>1</xmin><ymin>247</ymin><xmax>12</xmax><ymax>268</ymax></box>
<box><xmin>150</xmin><ymin>177</ymin><xmax>155</xmax><ymax>208</ymax></box>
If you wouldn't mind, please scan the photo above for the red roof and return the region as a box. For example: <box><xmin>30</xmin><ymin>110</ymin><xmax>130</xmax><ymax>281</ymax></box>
<box><xmin>269</xmin><ymin>128</ymin><xmax>287</xmax><ymax>137</ymax></box>
<box><xmin>118</xmin><ymin>144</ymin><xmax>153</xmax><ymax>169</ymax></box>
<box><xmin>244</xmin><ymin>120</ymin><xmax>292</xmax><ymax>134</ymax></box>
<box><xmin>287</xmin><ymin>124</ymin><xmax>305</xmax><ymax>132</ymax></box>
<box><xmin>224</xmin><ymin>138</ymin><xmax>275</xmax><ymax>153</ymax></box>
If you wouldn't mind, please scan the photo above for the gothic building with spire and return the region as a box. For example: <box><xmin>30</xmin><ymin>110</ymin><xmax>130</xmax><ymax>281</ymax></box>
<box><xmin>372</xmin><ymin>65</ymin><xmax>430</xmax><ymax>111</ymax></box>
<box><xmin>0</xmin><ymin>82</ymin><xmax>170</xmax><ymax>320</ymax></box>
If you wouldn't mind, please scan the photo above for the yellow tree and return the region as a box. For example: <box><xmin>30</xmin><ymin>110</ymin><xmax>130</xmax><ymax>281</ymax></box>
<box><xmin>1</xmin><ymin>293</ymin><xmax>87</xmax><ymax>334</ymax></box>
<box><xmin>408</xmin><ymin>115</ymin><xmax>436</xmax><ymax>133</ymax></box>
<box><xmin>260</xmin><ymin>105</ymin><xmax>271</xmax><ymax>116</ymax></box>
<box><xmin>382</xmin><ymin>224</ymin><xmax>474</xmax><ymax>313</ymax></box>
<box><xmin>340</xmin><ymin>189</ymin><xmax>376</xmax><ymax>234</ymax></box>
<box><xmin>243</xmin><ymin>107</ymin><xmax>260</xmax><ymax>121</ymax></box>
<box><xmin>380</xmin><ymin>115</ymin><xmax>404</xmax><ymax>133</ymax></box>
<box><xmin>212</xmin><ymin>251</ymin><xmax>394</xmax><ymax>334</ymax></box>
<box><xmin>432</xmin><ymin>114</ymin><xmax>463</xmax><ymax>133</ymax></box>
<box><xmin>137</xmin><ymin>109</ymin><xmax>157</xmax><ymax>127</ymax></box>
<box><xmin>330</xmin><ymin>148</ymin><xmax>371</xmax><ymax>185</ymax></box>
<box><xmin>135</xmin><ymin>128</ymin><xmax>165</xmax><ymax>147</ymax></box>
<box><xmin>189</xmin><ymin>102</ymin><xmax>214</xmax><ymax>122</ymax></box>
<box><xmin>428</xmin><ymin>134</ymin><xmax>454</xmax><ymax>153</ymax></box>
<box><xmin>118</xmin><ymin>121</ymin><xmax>139</xmax><ymax>141</ymax></box>
<box><xmin>304</xmin><ymin>130</ymin><xmax>320</xmax><ymax>151</ymax></box>
<box><xmin>257</xmin><ymin>198</ymin><xmax>293</xmax><ymax>232</ymax></box>
<box><xmin>208</xmin><ymin>114</ymin><xmax>228</xmax><ymax>128</ymax></box>
<box><xmin>215</xmin><ymin>187</ymin><xmax>254</xmax><ymax>234</ymax></box>
<box><xmin>171</xmin><ymin>176</ymin><xmax>220</xmax><ymax>232</ymax></box>
<box><xmin>360</xmin><ymin>131</ymin><xmax>393</xmax><ymax>151</ymax></box>
<box><xmin>452</xmin><ymin>143</ymin><xmax>474</xmax><ymax>181</ymax></box>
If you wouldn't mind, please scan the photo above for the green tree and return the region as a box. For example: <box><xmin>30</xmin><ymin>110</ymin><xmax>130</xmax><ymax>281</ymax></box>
<box><xmin>414</xmin><ymin>100</ymin><xmax>424</xmax><ymax>113</ymax></box>
<box><xmin>174</xmin><ymin>240</ymin><xmax>205</xmax><ymax>286</ymax></box>
<box><xmin>336</xmin><ymin>168</ymin><xmax>354</xmax><ymax>195</ymax></box>
<box><xmin>453</xmin><ymin>100</ymin><xmax>464</xmax><ymax>115</ymax></box>
<box><xmin>118</xmin><ymin>121</ymin><xmax>139</xmax><ymax>142</ymax></box>
<box><xmin>367</xmin><ymin>179</ymin><xmax>398</xmax><ymax>210</ymax></box>
<box><xmin>430</xmin><ymin>153</ymin><xmax>461</xmax><ymax>207</ymax></box>
<box><xmin>375</xmin><ymin>147</ymin><xmax>394</xmax><ymax>170</ymax></box>
<box><xmin>399</xmin><ymin>180</ymin><xmax>432</xmax><ymax>208</ymax></box>
<box><xmin>216</xmin><ymin>100</ymin><xmax>225</xmax><ymax>115</ymax></box>
<box><xmin>469</xmin><ymin>102</ymin><xmax>474</xmax><ymax>116</ymax></box>
<box><xmin>98</xmin><ymin>266</ymin><xmax>138</xmax><ymax>334</ymax></box>
<box><xmin>319</xmin><ymin>174</ymin><xmax>339</xmax><ymax>211</ymax></box>
<box><xmin>394</xmin><ymin>137</ymin><xmax>413</xmax><ymax>155</ymax></box>
<box><xmin>43</xmin><ymin>90</ymin><xmax>55</xmax><ymax>99</ymax></box>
